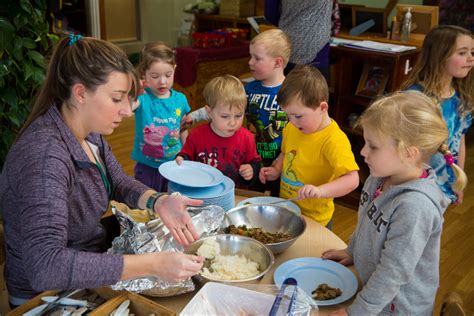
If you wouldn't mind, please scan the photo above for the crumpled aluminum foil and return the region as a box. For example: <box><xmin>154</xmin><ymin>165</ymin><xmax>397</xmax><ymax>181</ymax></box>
<box><xmin>108</xmin><ymin>204</ymin><xmax>225</xmax><ymax>296</ymax></box>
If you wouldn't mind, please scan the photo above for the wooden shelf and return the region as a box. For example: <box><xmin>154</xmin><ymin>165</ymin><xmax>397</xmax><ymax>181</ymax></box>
<box><xmin>329</xmin><ymin>44</ymin><xmax>419</xmax><ymax>208</ymax></box>
<box><xmin>337</xmin><ymin>31</ymin><xmax>423</xmax><ymax>48</ymax></box>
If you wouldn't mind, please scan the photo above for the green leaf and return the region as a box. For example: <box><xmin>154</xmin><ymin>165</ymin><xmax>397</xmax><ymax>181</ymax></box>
<box><xmin>23</xmin><ymin>62</ymin><xmax>34</xmax><ymax>81</ymax></box>
<box><xmin>13</xmin><ymin>14</ymin><xmax>28</xmax><ymax>30</ymax></box>
<box><xmin>7</xmin><ymin>111</ymin><xmax>21</xmax><ymax>128</ymax></box>
<box><xmin>22</xmin><ymin>37</ymin><xmax>36</xmax><ymax>49</ymax></box>
<box><xmin>1</xmin><ymin>88</ymin><xmax>18</xmax><ymax>107</ymax></box>
<box><xmin>0</xmin><ymin>18</ymin><xmax>15</xmax><ymax>34</ymax></box>
<box><xmin>31</xmin><ymin>68</ymin><xmax>45</xmax><ymax>83</ymax></box>
<box><xmin>12</xmin><ymin>48</ymin><xmax>23</xmax><ymax>62</ymax></box>
<box><xmin>0</xmin><ymin>35</ymin><xmax>13</xmax><ymax>57</ymax></box>
<box><xmin>28</xmin><ymin>51</ymin><xmax>45</xmax><ymax>68</ymax></box>
<box><xmin>47</xmin><ymin>33</ymin><xmax>59</xmax><ymax>43</ymax></box>
<box><xmin>20</xmin><ymin>0</ymin><xmax>32</xmax><ymax>14</ymax></box>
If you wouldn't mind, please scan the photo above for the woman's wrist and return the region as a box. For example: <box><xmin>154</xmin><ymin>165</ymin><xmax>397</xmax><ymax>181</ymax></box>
<box><xmin>146</xmin><ymin>192</ymin><xmax>161</xmax><ymax>211</ymax></box>
<box><xmin>138</xmin><ymin>190</ymin><xmax>167</xmax><ymax>217</ymax></box>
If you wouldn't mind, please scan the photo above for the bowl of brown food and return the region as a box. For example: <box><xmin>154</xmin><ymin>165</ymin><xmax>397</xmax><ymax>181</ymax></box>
<box><xmin>222</xmin><ymin>204</ymin><xmax>306</xmax><ymax>254</ymax></box>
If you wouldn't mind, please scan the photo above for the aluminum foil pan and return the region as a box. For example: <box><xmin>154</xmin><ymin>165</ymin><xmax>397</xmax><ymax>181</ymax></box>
<box><xmin>108</xmin><ymin>204</ymin><xmax>224</xmax><ymax>296</ymax></box>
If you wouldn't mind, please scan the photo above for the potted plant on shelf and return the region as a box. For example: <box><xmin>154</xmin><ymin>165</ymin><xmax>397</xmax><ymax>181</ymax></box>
<box><xmin>0</xmin><ymin>0</ymin><xmax>58</xmax><ymax>169</ymax></box>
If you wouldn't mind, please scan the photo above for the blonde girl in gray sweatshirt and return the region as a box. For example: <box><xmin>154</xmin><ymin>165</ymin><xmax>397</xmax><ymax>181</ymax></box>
<box><xmin>322</xmin><ymin>91</ymin><xmax>467</xmax><ymax>315</ymax></box>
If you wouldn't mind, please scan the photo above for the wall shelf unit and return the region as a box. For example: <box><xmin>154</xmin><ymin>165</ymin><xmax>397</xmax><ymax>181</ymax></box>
<box><xmin>330</xmin><ymin>44</ymin><xmax>420</xmax><ymax>208</ymax></box>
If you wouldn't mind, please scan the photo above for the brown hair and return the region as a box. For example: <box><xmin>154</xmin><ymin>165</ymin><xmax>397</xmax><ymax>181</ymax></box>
<box><xmin>137</xmin><ymin>41</ymin><xmax>175</xmax><ymax>77</ymax></box>
<box><xmin>402</xmin><ymin>25</ymin><xmax>473</xmax><ymax>116</ymax></box>
<box><xmin>277</xmin><ymin>65</ymin><xmax>328</xmax><ymax>109</ymax></box>
<box><xmin>203</xmin><ymin>75</ymin><xmax>247</xmax><ymax>111</ymax></box>
<box><xmin>358</xmin><ymin>91</ymin><xmax>467</xmax><ymax>193</ymax></box>
<box><xmin>18</xmin><ymin>35</ymin><xmax>138</xmax><ymax>139</ymax></box>
<box><xmin>250</xmin><ymin>29</ymin><xmax>292</xmax><ymax>67</ymax></box>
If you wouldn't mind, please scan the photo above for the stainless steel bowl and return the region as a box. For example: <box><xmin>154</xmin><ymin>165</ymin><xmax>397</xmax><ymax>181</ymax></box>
<box><xmin>185</xmin><ymin>234</ymin><xmax>274</xmax><ymax>284</ymax></box>
<box><xmin>222</xmin><ymin>204</ymin><xmax>306</xmax><ymax>254</ymax></box>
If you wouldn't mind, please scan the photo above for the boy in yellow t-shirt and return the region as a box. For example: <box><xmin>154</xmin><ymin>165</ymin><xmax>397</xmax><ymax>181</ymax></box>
<box><xmin>259</xmin><ymin>65</ymin><xmax>359</xmax><ymax>227</ymax></box>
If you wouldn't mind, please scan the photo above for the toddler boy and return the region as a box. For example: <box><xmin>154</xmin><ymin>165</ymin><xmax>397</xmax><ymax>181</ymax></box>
<box><xmin>260</xmin><ymin>65</ymin><xmax>359</xmax><ymax>227</ymax></box>
<box><xmin>177</xmin><ymin>75</ymin><xmax>261</xmax><ymax>187</ymax></box>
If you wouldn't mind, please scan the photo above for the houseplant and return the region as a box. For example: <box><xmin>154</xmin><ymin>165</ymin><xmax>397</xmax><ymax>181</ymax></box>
<box><xmin>0</xmin><ymin>0</ymin><xmax>58</xmax><ymax>168</ymax></box>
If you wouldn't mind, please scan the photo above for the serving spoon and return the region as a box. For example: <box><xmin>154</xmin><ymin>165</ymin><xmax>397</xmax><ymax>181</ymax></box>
<box><xmin>242</xmin><ymin>197</ymin><xmax>300</xmax><ymax>206</ymax></box>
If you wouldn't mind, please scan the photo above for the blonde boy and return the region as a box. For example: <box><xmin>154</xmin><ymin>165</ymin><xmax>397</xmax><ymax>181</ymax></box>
<box><xmin>259</xmin><ymin>65</ymin><xmax>359</xmax><ymax>227</ymax></box>
<box><xmin>245</xmin><ymin>29</ymin><xmax>291</xmax><ymax>195</ymax></box>
<box><xmin>177</xmin><ymin>75</ymin><xmax>261</xmax><ymax>187</ymax></box>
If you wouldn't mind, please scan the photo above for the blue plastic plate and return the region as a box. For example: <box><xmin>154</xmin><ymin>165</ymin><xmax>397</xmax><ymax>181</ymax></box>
<box><xmin>159</xmin><ymin>161</ymin><xmax>223</xmax><ymax>188</ymax></box>
<box><xmin>237</xmin><ymin>196</ymin><xmax>301</xmax><ymax>216</ymax></box>
<box><xmin>274</xmin><ymin>257</ymin><xmax>358</xmax><ymax>306</ymax></box>
<box><xmin>168</xmin><ymin>176</ymin><xmax>234</xmax><ymax>198</ymax></box>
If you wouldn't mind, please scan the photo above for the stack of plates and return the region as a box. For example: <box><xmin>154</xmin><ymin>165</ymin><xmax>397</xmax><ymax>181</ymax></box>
<box><xmin>159</xmin><ymin>161</ymin><xmax>235</xmax><ymax>211</ymax></box>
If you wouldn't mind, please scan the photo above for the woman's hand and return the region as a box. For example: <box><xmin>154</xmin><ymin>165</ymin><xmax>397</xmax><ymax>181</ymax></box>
<box><xmin>298</xmin><ymin>184</ymin><xmax>323</xmax><ymax>199</ymax></box>
<box><xmin>150</xmin><ymin>252</ymin><xmax>204</xmax><ymax>282</ymax></box>
<box><xmin>239</xmin><ymin>164</ymin><xmax>253</xmax><ymax>180</ymax></box>
<box><xmin>154</xmin><ymin>194</ymin><xmax>203</xmax><ymax>246</ymax></box>
<box><xmin>321</xmin><ymin>248</ymin><xmax>353</xmax><ymax>266</ymax></box>
<box><xmin>123</xmin><ymin>252</ymin><xmax>204</xmax><ymax>282</ymax></box>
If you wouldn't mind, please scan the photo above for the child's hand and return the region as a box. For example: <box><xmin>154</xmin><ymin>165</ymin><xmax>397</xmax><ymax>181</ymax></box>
<box><xmin>321</xmin><ymin>249</ymin><xmax>353</xmax><ymax>266</ymax></box>
<box><xmin>298</xmin><ymin>184</ymin><xmax>323</xmax><ymax>199</ymax></box>
<box><xmin>454</xmin><ymin>191</ymin><xmax>464</xmax><ymax>205</ymax></box>
<box><xmin>180</xmin><ymin>114</ymin><xmax>194</xmax><ymax>130</ymax></box>
<box><xmin>239</xmin><ymin>164</ymin><xmax>253</xmax><ymax>181</ymax></box>
<box><xmin>138</xmin><ymin>79</ymin><xmax>148</xmax><ymax>96</ymax></box>
<box><xmin>175</xmin><ymin>156</ymin><xmax>184</xmax><ymax>165</ymax></box>
<box><xmin>259</xmin><ymin>167</ymin><xmax>280</xmax><ymax>183</ymax></box>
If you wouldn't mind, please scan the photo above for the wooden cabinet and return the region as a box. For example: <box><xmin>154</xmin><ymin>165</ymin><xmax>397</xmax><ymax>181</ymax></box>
<box><xmin>330</xmin><ymin>45</ymin><xmax>419</xmax><ymax>208</ymax></box>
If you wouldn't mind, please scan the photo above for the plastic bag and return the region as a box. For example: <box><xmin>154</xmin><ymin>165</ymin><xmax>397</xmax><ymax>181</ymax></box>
<box><xmin>180</xmin><ymin>282</ymin><xmax>318</xmax><ymax>315</ymax></box>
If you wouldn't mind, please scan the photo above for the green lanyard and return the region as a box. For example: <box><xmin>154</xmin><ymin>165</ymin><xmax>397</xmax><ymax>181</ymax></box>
<box><xmin>94</xmin><ymin>159</ymin><xmax>112</xmax><ymax>198</ymax></box>
<box><xmin>88</xmin><ymin>143</ymin><xmax>112</xmax><ymax>198</ymax></box>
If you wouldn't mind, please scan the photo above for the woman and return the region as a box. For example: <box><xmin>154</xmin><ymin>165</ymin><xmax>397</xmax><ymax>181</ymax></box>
<box><xmin>0</xmin><ymin>35</ymin><xmax>204</xmax><ymax>307</ymax></box>
<box><xmin>264</xmin><ymin>0</ymin><xmax>333</xmax><ymax>78</ymax></box>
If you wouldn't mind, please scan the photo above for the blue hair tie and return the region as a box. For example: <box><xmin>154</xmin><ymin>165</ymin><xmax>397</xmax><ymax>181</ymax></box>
<box><xmin>69</xmin><ymin>33</ymin><xmax>82</xmax><ymax>46</ymax></box>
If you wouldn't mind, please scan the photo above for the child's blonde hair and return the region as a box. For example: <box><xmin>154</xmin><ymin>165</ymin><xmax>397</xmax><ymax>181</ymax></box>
<box><xmin>277</xmin><ymin>65</ymin><xmax>328</xmax><ymax>109</ymax></box>
<box><xmin>250</xmin><ymin>29</ymin><xmax>292</xmax><ymax>67</ymax></box>
<box><xmin>138</xmin><ymin>41</ymin><xmax>175</xmax><ymax>77</ymax></box>
<box><xmin>358</xmin><ymin>91</ymin><xmax>467</xmax><ymax>193</ymax></box>
<box><xmin>203</xmin><ymin>75</ymin><xmax>247</xmax><ymax>110</ymax></box>
<box><xmin>402</xmin><ymin>25</ymin><xmax>473</xmax><ymax>117</ymax></box>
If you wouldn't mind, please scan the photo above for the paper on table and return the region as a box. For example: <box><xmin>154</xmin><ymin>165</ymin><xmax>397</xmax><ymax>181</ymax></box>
<box><xmin>330</xmin><ymin>37</ymin><xmax>358</xmax><ymax>46</ymax></box>
<box><xmin>343</xmin><ymin>40</ymin><xmax>416</xmax><ymax>53</ymax></box>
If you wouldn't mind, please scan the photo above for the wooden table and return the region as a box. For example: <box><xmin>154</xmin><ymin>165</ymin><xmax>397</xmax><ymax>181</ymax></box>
<box><xmin>150</xmin><ymin>193</ymin><xmax>359</xmax><ymax>314</ymax></box>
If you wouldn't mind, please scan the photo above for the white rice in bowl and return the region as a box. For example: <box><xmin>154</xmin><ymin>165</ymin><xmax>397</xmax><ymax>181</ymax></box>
<box><xmin>197</xmin><ymin>238</ymin><xmax>260</xmax><ymax>280</ymax></box>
